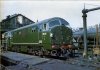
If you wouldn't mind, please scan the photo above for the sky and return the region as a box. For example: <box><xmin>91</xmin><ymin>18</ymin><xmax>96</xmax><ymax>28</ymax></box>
<box><xmin>0</xmin><ymin>1</ymin><xmax>100</xmax><ymax>29</ymax></box>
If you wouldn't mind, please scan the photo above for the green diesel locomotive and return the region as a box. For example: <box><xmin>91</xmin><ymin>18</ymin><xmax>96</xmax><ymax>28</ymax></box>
<box><xmin>3</xmin><ymin>17</ymin><xmax>73</xmax><ymax>56</ymax></box>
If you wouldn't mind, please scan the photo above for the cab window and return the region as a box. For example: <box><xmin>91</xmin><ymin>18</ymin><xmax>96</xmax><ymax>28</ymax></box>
<box><xmin>49</xmin><ymin>19</ymin><xmax>60</xmax><ymax>28</ymax></box>
<box><xmin>60</xmin><ymin>19</ymin><xmax>69</xmax><ymax>25</ymax></box>
<box><xmin>43</xmin><ymin>23</ymin><xmax>48</xmax><ymax>31</ymax></box>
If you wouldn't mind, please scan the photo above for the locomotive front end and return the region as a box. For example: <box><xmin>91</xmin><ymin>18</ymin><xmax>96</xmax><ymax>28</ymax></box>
<box><xmin>49</xmin><ymin>18</ymin><xmax>73</xmax><ymax>49</ymax></box>
<box><xmin>51</xmin><ymin>25</ymin><xmax>73</xmax><ymax>49</ymax></box>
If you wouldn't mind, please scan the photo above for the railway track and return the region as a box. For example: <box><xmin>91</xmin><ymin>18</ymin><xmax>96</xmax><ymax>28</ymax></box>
<box><xmin>19</xmin><ymin>52</ymin><xmax>78</xmax><ymax>60</ymax></box>
<box><xmin>44</xmin><ymin>55</ymin><xmax>68</xmax><ymax>60</ymax></box>
<box><xmin>10</xmin><ymin>48</ymin><xmax>79</xmax><ymax>60</ymax></box>
<box><xmin>19</xmin><ymin>52</ymin><xmax>66</xmax><ymax>60</ymax></box>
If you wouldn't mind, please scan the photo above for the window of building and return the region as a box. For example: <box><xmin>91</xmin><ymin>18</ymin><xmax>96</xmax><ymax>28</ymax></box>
<box><xmin>17</xmin><ymin>16</ymin><xmax>23</xmax><ymax>24</ymax></box>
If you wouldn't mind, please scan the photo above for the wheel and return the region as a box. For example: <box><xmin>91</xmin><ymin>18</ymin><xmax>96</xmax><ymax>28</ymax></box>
<box><xmin>51</xmin><ymin>50</ymin><xmax>57</xmax><ymax>56</ymax></box>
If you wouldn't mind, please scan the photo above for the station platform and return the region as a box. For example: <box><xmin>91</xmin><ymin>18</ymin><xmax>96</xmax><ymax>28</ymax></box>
<box><xmin>0</xmin><ymin>51</ymin><xmax>49</xmax><ymax>65</ymax></box>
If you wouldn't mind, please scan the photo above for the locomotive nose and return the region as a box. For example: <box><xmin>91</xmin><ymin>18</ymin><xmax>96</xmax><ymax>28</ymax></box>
<box><xmin>51</xmin><ymin>25</ymin><xmax>72</xmax><ymax>48</ymax></box>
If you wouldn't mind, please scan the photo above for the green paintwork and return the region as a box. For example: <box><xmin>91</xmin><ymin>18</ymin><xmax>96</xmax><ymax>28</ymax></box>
<box><xmin>51</xmin><ymin>25</ymin><xmax>73</xmax><ymax>45</ymax></box>
<box><xmin>8</xmin><ymin>23</ymin><xmax>72</xmax><ymax>53</ymax></box>
<box><xmin>41</xmin><ymin>32</ymin><xmax>51</xmax><ymax>49</ymax></box>
<box><xmin>12</xmin><ymin>25</ymin><xmax>39</xmax><ymax>43</ymax></box>
<box><xmin>10</xmin><ymin>24</ymin><xmax>52</xmax><ymax>52</ymax></box>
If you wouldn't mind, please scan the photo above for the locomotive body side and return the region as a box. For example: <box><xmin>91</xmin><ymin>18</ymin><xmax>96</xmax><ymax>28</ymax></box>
<box><xmin>7</xmin><ymin>18</ymin><xmax>52</xmax><ymax>52</ymax></box>
<box><xmin>4</xmin><ymin>17</ymin><xmax>73</xmax><ymax>56</ymax></box>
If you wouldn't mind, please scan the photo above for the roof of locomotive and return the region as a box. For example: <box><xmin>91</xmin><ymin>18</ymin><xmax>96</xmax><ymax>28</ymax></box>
<box><xmin>4</xmin><ymin>17</ymin><xmax>70</xmax><ymax>33</ymax></box>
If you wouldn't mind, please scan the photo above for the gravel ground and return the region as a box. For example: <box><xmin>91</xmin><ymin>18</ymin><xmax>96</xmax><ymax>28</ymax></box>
<box><xmin>7</xmin><ymin>57</ymin><xmax>100</xmax><ymax>70</ymax></box>
<box><xmin>6</xmin><ymin>54</ymin><xmax>100</xmax><ymax>70</ymax></box>
<box><xmin>32</xmin><ymin>59</ymin><xmax>95</xmax><ymax>70</ymax></box>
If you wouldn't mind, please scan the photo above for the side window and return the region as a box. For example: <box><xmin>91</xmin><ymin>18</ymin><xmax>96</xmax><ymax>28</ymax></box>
<box><xmin>49</xmin><ymin>19</ymin><xmax>60</xmax><ymax>28</ymax></box>
<box><xmin>32</xmin><ymin>28</ymin><xmax>36</xmax><ymax>32</ymax></box>
<box><xmin>38</xmin><ymin>23</ymin><xmax>48</xmax><ymax>31</ymax></box>
<box><xmin>43</xmin><ymin>23</ymin><xmax>47</xmax><ymax>31</ymax></box>
<box><xmin>43</xmin><ymin>24</ymin><xmax>46</xmax><ymax>30</ymax></box>
<box><xmin>31</xmin><ymin>26</ymin><xmax>37</xmax><ymax>32</ymax></box>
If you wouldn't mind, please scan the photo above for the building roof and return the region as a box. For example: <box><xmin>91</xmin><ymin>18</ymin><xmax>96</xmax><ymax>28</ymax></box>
<box><xmin>0</xmin><ymin>14</ymin><xmax>35</xmax><ymax>33</ymax></box>
<box><xmin>0</xmin><ymin>14</ymin><xmax>35</xmax><ymax>23</ymax></box>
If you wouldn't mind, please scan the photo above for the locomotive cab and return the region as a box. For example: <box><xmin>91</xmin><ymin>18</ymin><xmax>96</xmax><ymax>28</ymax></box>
<box><xmin>48</xmin><ymin>18</ymin><xmax>73</xmax><ymax>50</ymax></box>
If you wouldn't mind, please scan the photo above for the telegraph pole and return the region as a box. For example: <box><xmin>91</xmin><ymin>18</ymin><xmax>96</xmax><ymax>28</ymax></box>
<box><xmin>82</xmin><ymin>6</ymin><xmax>100</xmax><ymax>58</ymax></box>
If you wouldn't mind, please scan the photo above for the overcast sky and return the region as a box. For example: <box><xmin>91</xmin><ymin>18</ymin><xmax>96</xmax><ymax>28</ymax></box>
<box><xmin>0</xmin><ymin>1</ymin><xmax>100</xmax><ymax>28</ymax></box>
